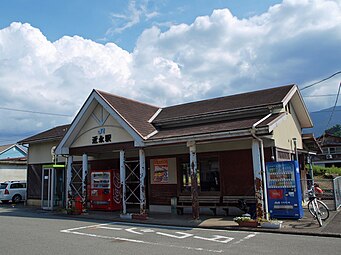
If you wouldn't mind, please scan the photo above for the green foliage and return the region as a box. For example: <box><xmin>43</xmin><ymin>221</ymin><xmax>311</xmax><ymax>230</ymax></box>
<box><xmin>325</xmin><ymin>124</ymin><xmax>341</xmax><ymax>137</ymax></box>
<box><xmin>233</xmin><ymin>216</ymin><xmax>253</xmax><ymax>223</ymax></box>
<box><xmin>312</xmin><ymin>165</ymin><xmax>341</xmax><ymax>176</ymax></box>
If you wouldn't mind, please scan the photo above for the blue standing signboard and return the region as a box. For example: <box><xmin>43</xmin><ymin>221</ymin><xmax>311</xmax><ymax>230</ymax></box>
<box><xmin>266</xmin><ymin>160</ymin><xmax>303</xmax><ymax>219</ymax></box>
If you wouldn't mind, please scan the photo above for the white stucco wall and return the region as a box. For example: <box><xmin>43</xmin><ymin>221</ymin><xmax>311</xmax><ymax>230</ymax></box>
<box><xmin>28</xmin><ymin>141</ymin><xmax>64</xmax><ymax>164</ymax></box>
<box><xmin>272</xmin><ymin>108</ymin><xmax>303</xmax><ymax>151</ymax></box>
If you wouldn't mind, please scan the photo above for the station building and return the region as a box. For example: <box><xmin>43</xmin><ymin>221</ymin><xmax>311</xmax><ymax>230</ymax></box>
<box><xmin>19</xmin><ymin>84</ymin><xmax>315</xmax><ymax>217</ymax></box>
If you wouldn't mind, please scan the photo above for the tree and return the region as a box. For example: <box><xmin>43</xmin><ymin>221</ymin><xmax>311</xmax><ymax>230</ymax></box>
<box><xmin>325</xmin><ymin>124</ymin><xmax>341</xmax><ymax>137</ymax></box>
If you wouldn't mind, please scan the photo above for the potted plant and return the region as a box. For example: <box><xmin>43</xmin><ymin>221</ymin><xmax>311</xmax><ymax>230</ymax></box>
<box><xmin>259</xmin><ymin>219</ymin><xmax>283</xmax><ymax>229</ymax></box>
<box><xmin>233</xmin><ymin>216</ymin><xmax>259</xmax><ymax>227</ymax></box>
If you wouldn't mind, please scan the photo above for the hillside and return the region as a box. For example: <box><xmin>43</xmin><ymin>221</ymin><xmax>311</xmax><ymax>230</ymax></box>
<box><xmin>303</xmin><ymin>106</ymin><xmax>341</xmax><ymax>137</ymax></box>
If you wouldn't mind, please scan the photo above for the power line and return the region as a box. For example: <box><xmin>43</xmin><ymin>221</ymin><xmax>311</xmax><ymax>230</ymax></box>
<box><xmin>0</xmin><ymin>106</ymin><xmax>72</xmax><ymax>117</ymax></box>
<box><xmin>303</xmin><ymin>94</ymin><xmax>338</xmax><ymax>98</ymax></box>
<box><xmin>300</xmin><ymin>71</ymin><xmax>341</xmax><ymax>91</ymax></box>
<box><xmin>325</xmin><ymin>82</ymin><xmax>341</xmax><ymax>130</ymax></box>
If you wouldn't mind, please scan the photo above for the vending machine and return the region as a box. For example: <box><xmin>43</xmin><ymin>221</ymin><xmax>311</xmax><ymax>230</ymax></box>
<box><xmin>89</xmin><ymin>169</ymin><xmax>122</xmax><ymax>211</ymax></box>
<box><xmin>266</xmin><ymin>160</ymin><xmax>303</xmax><ymax>219</ymax></box>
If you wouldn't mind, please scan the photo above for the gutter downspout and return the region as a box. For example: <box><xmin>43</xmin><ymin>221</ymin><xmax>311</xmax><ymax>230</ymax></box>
<box><xmin>251</xmin><ymin>113</ymin><xmax>272</xmax><ymax>220</ymax></box>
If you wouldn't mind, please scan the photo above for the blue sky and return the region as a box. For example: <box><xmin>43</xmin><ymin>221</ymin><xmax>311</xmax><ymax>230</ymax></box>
<box><xmin>0</xmin><ymin>0</ymin><xmax>340</xmax><ymax>144</ymax></box>
<box><xmin>0</xmin><ymin>0</ymin><xmax>282</xmax><ymax>51</ymax></box>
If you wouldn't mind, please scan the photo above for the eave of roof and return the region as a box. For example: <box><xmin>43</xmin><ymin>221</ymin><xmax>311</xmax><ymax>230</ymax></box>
<box><xmin>153</xmin><ymin>84</ymin><xmax>295</xmax><ymax>124</ymax></box>
<box><xmin>18</xmin><ymin>124</ymin><xmax>70</xmax><ymax>144</ymax></box>
<box><xmin>147</xmin><ymin>113</ymin><xmax>280</xmax><ymax>142</ymax></box>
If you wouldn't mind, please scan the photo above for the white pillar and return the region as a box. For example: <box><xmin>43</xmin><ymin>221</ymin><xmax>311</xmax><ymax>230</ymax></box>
<box><xmin>66</xmin><ymin>155</ymin><xmax>73</xmax><ymax>209</ymax></box>
<box><xmin>82</xmin><ymin>153</ymin><xmax>88</xmax><ymax>202</ymax></box>
<box><xmin>139</xmin><ymin>148</ymin><xmax>146</xmax><ymax>214</ymax></box>
<box><xmin>252</xmin><ymin>139</ymin><xmax>267</xmax><ymax>219</ymax></box>
<box><xmin>119</xmin><ymin>150</ymin><xmax>126</xmax><ymax>214</ymax></box>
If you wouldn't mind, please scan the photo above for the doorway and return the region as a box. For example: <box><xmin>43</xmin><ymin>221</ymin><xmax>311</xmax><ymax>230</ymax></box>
<box><xmin>41</xmin><ymin>165</ymin><xmax>65</xmax><ymax>210</ymax></box>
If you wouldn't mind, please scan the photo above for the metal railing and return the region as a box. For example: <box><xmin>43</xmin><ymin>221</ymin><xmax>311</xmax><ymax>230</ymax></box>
<box><xmin>301</xmin><ymin>178</ymin><xmax>336</xmax><ymax>210</ymax></box>
<box><xmin>333</xmin><ymin>176</ymin><xmax>341</xmax><ymax>210</ymax></box>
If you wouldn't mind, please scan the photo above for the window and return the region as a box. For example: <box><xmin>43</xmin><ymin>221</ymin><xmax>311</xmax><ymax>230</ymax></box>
<box><xmin>0</xmin><ymin>183</ymin><xmax>7</xmax><ymax>189</ymax></box>
<box><xmin>180</xmin><ymin>155</ymin><xmax>220</xmax><ymax>193</ymax></box>
<box><xmin>10</xmin><ymin>183</ymin><xmax>26</xmax><ymax>189</ymax></box>
<box><xmin>329</xmin><ymin>147</ymin><xmax>336</xmax><ymax>154</ymax></box>
<box><xmin>198</xmin><ymin>156</ymin><xmax>220</xmax><ymax>192</ymax></box>
<box><xmin>322</xmin><ymin>148</ymin><xmax>329</xmax><ymax>154</ymax></box>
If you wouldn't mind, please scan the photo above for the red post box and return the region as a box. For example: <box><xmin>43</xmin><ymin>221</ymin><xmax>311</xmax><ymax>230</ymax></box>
<box><xmin>74</xmin><ymin>196</ymin><xmax>83</xmax><ymax>215</ymax></box>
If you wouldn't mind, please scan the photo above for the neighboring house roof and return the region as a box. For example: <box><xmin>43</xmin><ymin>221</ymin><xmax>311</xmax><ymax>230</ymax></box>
<box><xmin>18</xmin><ymin>124</ymin><xmax>70</xmax><ymax>144</ymax></box>
<box><xmin>302</xmin><ymin>133</ymin><xmax>322</xmax><ymax>154</ymax></box>
<box><xmin>0</xmin><ymin>144</ymin><xmax>27</xmax><ymax>161</ymax></box>
<box><xmin>317</xmin><ymin>133</ymin><xmax>341</xmax><ymax>147</ymax></box>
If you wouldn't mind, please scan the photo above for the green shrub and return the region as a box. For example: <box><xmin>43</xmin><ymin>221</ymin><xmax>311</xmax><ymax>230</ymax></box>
<box><xmin>311</xmin><ymin>165</ymin><xmax>341</xmax><ymax>176</ymax></box>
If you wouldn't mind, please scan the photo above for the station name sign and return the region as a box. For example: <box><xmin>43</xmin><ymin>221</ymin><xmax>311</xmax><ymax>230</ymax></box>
<box><xmin>92</xmin><ymin>128</ymin><xmax>112</xmax><ymax>144</ymax></box>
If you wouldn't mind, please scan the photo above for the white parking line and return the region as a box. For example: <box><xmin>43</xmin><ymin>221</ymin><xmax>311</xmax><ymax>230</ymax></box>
<box><xmin>61</xmin><ymin>228</ymin><xmax>224</xmax><ymax>253</ymax></box>
<box><xmin>60</xmin><ymin>222</ymin><xmax>258</xmax><ymax>253</ymax></box>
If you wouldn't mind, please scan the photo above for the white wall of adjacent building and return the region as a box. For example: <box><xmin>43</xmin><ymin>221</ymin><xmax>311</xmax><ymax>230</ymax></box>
<box><xmin>0</xmin><ymin>164</ymin><xmax>27</xmax><ymax>182</ymax></box>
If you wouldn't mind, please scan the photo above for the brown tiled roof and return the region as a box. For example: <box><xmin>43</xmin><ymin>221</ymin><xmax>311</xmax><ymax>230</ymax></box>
<box><xmin>149</xmin><ymin>114</ymin><xmax>280</xmax><ymax>140</ymax></box>
<box><xmin>19</xmin><ymin>124</ymin><xmax>70</xmax><ymax>144</ymax></box>
<box><xmin>97</xmin><ymin>90</ymin><xmax>159</xmax><ymax>138</ymax></box>
<box><xmin>153</xmin><ymin>85</ymin><xmax>294</xmax><ymax>123</ymax></box>
<box><xmin>0</xmin><ymin>144</ymin><xmax>13</xmax><ymax>153</ymax></box>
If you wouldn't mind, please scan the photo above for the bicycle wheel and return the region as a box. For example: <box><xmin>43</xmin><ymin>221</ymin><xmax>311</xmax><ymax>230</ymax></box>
<box><xmin>308</xmin><ymin>199</ymin><xmax>323</xmax><ymax>227</ymax></box>
<box><xmin>316</xmin><ymin>207</ymin><xmax>323</xmax><ymax>227</ymax></box>
<box><xmin>308</xmin><ymin>200</ymin><xmax>329</xmax><ymax>221</ymax></box>
<box><xmin>316</xmin><ymin>200</ymin><xmax>329</xmax><ymax>221</ymax></box>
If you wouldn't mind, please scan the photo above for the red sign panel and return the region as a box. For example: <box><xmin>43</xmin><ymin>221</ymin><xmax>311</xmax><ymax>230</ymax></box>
<box><xmin>269</xmin><ymin>189</ymin><xmax>283</xmax><ymax>199</ymax></box>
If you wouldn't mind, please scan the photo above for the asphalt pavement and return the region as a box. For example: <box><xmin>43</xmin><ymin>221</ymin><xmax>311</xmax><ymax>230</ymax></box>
<box><xmin>2</xmin><ymin>202</ymin><xmax>340</xmax><ymax>238</ymax></box>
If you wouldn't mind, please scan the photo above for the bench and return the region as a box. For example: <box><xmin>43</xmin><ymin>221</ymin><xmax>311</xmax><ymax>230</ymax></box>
<box><xmin>176</xmin><ymin>195</ymin><xmax>221</xmax><ymax>215</ymax></box>
<box><xmin>222</xmin><ymin>196</ymin><xmax>257</xmax><ymax>216</ymax></box>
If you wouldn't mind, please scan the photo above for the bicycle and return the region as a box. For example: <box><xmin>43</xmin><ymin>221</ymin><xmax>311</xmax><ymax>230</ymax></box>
<box><xmin>307</xmin><ymin>188</ymin><xmax>329</xmax><ymax>227</ymax></box>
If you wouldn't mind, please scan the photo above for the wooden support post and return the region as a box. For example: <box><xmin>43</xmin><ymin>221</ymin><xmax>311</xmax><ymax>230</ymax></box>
<box><xmin>120</xmin><ymin>150</ymin><xmax>126</xmax><ymax>214</ymax></box>
<box><xmin>139</xmin><ymin>149</ymin><xmax>146</xmax><ymax>215</ymax></box>
<box><xmin>82</xmin><ymin>153</ymin><xmax>88</xmax><ymax>211</ymax></box>
<box><xmin>188</xmin><ymin>141</ymin><xmax>199</xmax><ymax>220</ymax></box>
<box><xmin>252</xmin><ymin>139</ymin><xmax>265</xmax><ymax>219</ymax></box>
<box><xmin>66</xmin><ymin>155</ymin><xmax>73</xmax><ymax>209</ymax></box>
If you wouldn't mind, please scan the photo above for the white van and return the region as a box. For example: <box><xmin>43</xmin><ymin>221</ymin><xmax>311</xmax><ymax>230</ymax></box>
<box><xmin>0</xmin><ymin>181</ymin><xmax>27</xmax><ymax>203</ymax></box>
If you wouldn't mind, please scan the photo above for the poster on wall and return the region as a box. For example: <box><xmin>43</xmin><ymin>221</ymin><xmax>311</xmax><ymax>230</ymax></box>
<box><xmin>153</xmin><ymin>159</ymin><xmax>169</xmax><ymax>183</ymax></box>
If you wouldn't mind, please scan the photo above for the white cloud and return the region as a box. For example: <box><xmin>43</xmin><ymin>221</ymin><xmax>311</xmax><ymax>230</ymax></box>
<box><xmin>0</xmin><ymin>0</ymin><xmax>341</xmax><ymax>142</ymax></box>
<box><xmin>0</xmin><ymin>22</ymin><xmax>133</xmax><ymax>141</ymax></box>
<box><xmin>132</xmin><ymin>0</ymin><xmax>341</xmax><ymax>107</ymax></box>
<box><xmin>107</xmin><ymin>0</ymin><xmax>159</xmax><ymax>35</ymax></box>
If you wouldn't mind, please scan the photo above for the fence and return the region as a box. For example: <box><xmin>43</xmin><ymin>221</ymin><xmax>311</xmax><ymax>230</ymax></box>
<box><xmin>334</xmin><ymin>176</ymin><xmax>341</xmax><ymax>210</ymax></box>
<box><xmin>301</xmin><ymin>178</ymin><xmax>338</xmax><ymax>210</ymax></box>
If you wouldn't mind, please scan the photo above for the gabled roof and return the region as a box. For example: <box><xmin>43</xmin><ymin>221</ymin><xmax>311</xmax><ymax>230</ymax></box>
<box><xmin>0</xmin><ymin>144</ymin><xmax>27</xmax><ymax>154</ymax></box>
<box><xmin>56</xmin><ymin>89</ymin><xmax>160</xmax><ymax>154</ymax></box>
<box><xmin>0</xmin><ymin>144</ymin><xmax>13</xmax><ymax>154</ymax></box>
<box><xmin>0</xmin><ymin>143</ymin><xmax>27</xmax><ymax>161</ymax></box>
<box><xmin>18</xmin><ymin>124</ymin><xmax>70</xmax><ymax>144</ymax></box>
<box><xmin>26</xmin><ymin>84</ymin><xmax>313</xmax><ymax>152</ymax></box>
<box><xmin>97</xmin><ymin>90</ymin><xmax>158</xmax><ymax>138</ymax></box>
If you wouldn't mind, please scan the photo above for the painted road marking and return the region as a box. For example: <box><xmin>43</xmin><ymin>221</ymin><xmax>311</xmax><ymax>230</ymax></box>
<box><xmin>193</xmin><ymin>235</ymin><xmax>234</xmax><ymax>243</ymax></box>
<box><xmin>156</xmin><ymin>231</ymin><xmax>194</xmax><ymax>239</ymax></box>
<box><xmin>60</xmin><ymin>222</ymin><xmax>258</xmax><ymax>253</ymax></box>
<box><xmin>61</xmin><ymin>227</ymin><xmax>223</xmax><ymax>253</ymax></box>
